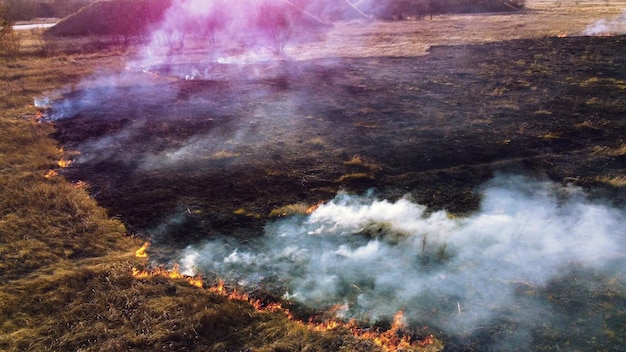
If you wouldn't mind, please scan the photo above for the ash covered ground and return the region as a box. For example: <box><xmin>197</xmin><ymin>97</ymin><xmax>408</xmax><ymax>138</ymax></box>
<box><xmin>50</xmin><ymin>35</ymin><xmax>626</xmax><ymax>235</ymax></box>
<box><xmin>46</xmin><ymin>34</ymin><xmax>626</xmax><ymax>350</ymax></box>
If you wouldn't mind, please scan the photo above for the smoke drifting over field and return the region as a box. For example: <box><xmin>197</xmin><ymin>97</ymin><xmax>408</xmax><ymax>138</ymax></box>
<box><xmin>583</xmin><ymin>9</ymin><xmax>626</xmax><ymax>36</ymax></box>
<box><xmin>178</xmin><ymin>175</ymin><xmax>625</xmax><ymax>345</ymax></box>
<box><xmin>130</xmin><ymin>0</ymin><xmax>335</xmax><ymax>72</ymax></box>
<box><xmin>34</xmin><ymin>1</ymin><xmax>626</xmax><ymax>349</ymax></box>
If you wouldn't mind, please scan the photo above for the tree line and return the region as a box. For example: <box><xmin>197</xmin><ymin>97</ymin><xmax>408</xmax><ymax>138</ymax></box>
<box><xmin>0</xmin><ymin>0</ymin><xmax>96</xmax><ymax>21</ymax></box>
<box><xmin>365</xmin><ymin>0</ymin><xmax>525</xmax><ymax>20</ymax></box>
<box><xmin>2</xmin><ymin>0</ymin><xmax>525</xmax><ymax>23</ymax></box>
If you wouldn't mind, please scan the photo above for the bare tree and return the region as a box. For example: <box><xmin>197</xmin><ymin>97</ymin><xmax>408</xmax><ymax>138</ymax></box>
<box><xmin>257</xmin><ymin>2</ymin><xmax>294</xmax><ymax>56</ymax></box>
<box><xmin>0</xmin><ymin>2</ymin><xmax>21</xmax><ymax>57</ymax></box>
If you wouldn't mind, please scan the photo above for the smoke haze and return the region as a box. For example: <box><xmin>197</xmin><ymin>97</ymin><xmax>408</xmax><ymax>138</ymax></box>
<box><xmin>130</xmin><ymin>0</ymin><xmax>337</xmax><ymax>73</ymax></box>
<box><xmin>582</xmin><ymin>9</ymin><xmax>626</xmax><ymax>36</ymax></box>
<box><xmin>178</xmin><ymin>175</ymin><xmax>625</xmax><ymax>345</ymax></box>
<box><xmin>34</xmin><ymin>2</ymin><xmax>626</xmax><ymax>349</ymax></box>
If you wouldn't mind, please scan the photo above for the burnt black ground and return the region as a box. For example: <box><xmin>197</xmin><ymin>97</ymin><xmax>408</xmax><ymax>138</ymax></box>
<box><xmin>52</xmin><ymin>35</ymin><xmax>626</xmax><ymax>245</ymax></box>
<box><xmin>46</xmin><ymin>34</ymin><xmax>626</xmax><ymax>352</ymax></box>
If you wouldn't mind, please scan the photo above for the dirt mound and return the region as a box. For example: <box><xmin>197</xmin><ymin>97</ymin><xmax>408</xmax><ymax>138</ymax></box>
<box><xmin>45</xmin><ymin>0</ymin><xmax>171</xmax><ymax>37</ymax></box>
<box><xmin>44</xmin><ymin>0</ymin><xmax>525</xmax><ymax>38</ymax></box>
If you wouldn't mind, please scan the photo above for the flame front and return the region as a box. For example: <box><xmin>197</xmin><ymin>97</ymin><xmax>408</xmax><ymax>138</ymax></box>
<box><xmin>358</xmin><ymin>311</ymin><xmax>413</xmax><ymax>351</ymax></box>
<box><xmin>130</xmin><ymin>247</ymin><xmax>440</xmax><ymax>351</ymax></box>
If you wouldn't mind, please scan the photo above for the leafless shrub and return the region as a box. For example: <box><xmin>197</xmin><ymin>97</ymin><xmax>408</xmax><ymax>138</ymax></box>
<box><xmin>30</xmin><ymin>28</ymin><xmax>57</xmax><ymax>56</ymax></box>
<box><xmin>0</xmin><ymin>31</ymin><xmax>21</xmax><ymax>57</ymax></box>
<box><xmin>257</xmin><ymin>2</ymin><xmax>294</xmax><ymax>56</ymax></box>
<box><xmin>0</xmin><ymin>3</ymin><xmax>20</xmax><ymax>57</ymax></box>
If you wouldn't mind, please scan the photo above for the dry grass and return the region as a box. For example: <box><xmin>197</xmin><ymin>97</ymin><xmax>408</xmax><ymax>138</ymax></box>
<box><xmin>0</xmin><ymin>62</ymin><xmax>383</xmax><ymax>349</ymax></box>
<box><xmin>338</xmin><ymin>172</ymin><xmax>375</xmax><ymax>183</ymax></box>
<box><xmin>595</xmin><ymin>174</ymin><xmax>626</xmax><ymax>187</ymax></box>
<box><xmin>0</xmin><ymin>260</ymin><xmax>378</xmax><ymax>351</ymax></box>
<box><xmin>0</xmin><ymin>30</ymin><xmax>386</xmax><ymax>352</ymax></box>
<box><xmin>286</xmin><ymin>0</ymin><xmax>626</xmax><ymax>59</ymax></box>
<box><xmin>1</xmin><ymin>1</ymin><xmax>624</xmax><ymax>350</ymax></box>
<box><xmin>269</xmin><ymin>203</ymin><xmax>314</xmax><ymax>217</ymax></box>
<box><xmin>593</xmin><ymin>144</ymin><xmax>626</xmax><ymax>156</ymax></box>
<box><xmin>0</xmin><ymin>96</ymin><xmax>381</xmax><ymax>352</ymax></box>
<box><xmin>344</xmin><ymin>155</ymin><xmax>383</xmax><ymax>172</ymax></box>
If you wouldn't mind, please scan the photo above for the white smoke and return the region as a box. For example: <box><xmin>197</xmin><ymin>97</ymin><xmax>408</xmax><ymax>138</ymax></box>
<box><xmin>179</xmin><ymin>175</ymin><xmax>625</xmax><ymax>342</ymax></box>
<box><xmin>35</xmin><ymin>70</ymin><xmax>170</xmax><ymax>121</ymax></box>
<box><xmin>582</xmin><ymin>9</ymin><xmax>626</xmax><ymax>36</ymax></box>
<box><xmin>131</xmin><ymin>0</ymin><xmax>329</xmax><ymax>73</ymax></box>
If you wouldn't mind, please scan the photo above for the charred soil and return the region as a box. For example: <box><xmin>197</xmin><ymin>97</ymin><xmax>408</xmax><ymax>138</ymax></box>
<box><xmin>51</xmin><ymin>35</ymin><xmax>626</xmax><ymax>247</ymax></box>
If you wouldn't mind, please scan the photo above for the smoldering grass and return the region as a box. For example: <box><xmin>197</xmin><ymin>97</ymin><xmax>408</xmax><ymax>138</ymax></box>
<box><xmin>337</xmin><ymin>172</ymin><xmax>375</xmax><ymax>183</ymax></box>
<box><xmin>0</xmin><ymin>57</ymin><xmax>370</xmax><ymax>352</ymax></box>
<box><xmin>344</xmin><ymin>155</ymin><xmax>383</xmax><ymax>172</ymax></box>
<box><xmin>594</xmin><ymin>174</ymin><xmax>626</xmax><ymax>188</ymax></box>
<box><xmin>269</xmin><ymin>203</ymin><xmax>314</xmax><ymax>218</ymax></box>
<box><xmin>592</xmin><ymin>144</ymin><xmax>626</xmax><ymax>157</ymax></box>
<box><xmin>210</xmin><ymin>150</ymin><xmax>240</xmax><ymax>160</ymax></box>
<box><xmin>180</xmin><ymin>176</ymin><xmax>625</xmax><ymax>349</ymax></box>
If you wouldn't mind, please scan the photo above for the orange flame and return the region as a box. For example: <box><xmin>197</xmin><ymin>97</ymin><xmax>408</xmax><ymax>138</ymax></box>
<box><xmin>187</xmin><ymin>276</ymin><xmax>204</xmax><ymax>288</ymax></box>
<box><xmin>131</xmin><ymin>267</ymin><xmax>152</xmax><ymax>279</ymax></box>
<box><xmin>130</xmin><ymin>250</ymin><xmax>439</xmax><ymax>351</ymax></box>
<box><xmin>308</xmin><ymin>317</ymin><xmax>347</xmax><ymax>332</ymax></box>
<box><xmin>135</xmin><ymin>242</ymin><xmax>150</xmax><ymax>258</ymax></box>
<box><xmin>44</xmin><ymin>170</ymin><xmax>58</xmax><ymax>178</ymax></box>
<box><xmin>57</xmin><ymin>158</ymin><xmax>72</xmax><ymax>168</ymax></box>
<box><xmin>305</xmin><ymin>201</ymin><xmax>325</xmax><ymax>215</ymax></box>
<box><xmin>131</xmin><ymin>264</ymin><xmax>204</xmax><ymax>288</ymax></box>
<box><xmin>357</xmin><ymin>311</ymin><xmax>414</xmax><ymax>351</ymax></box>
<box><xmin>208</xmin><ymin>279</ymin><xmax>225</xmax><ymax>294</ymax></box>
<box><xmin>168</xmin><ymin>263</ymin><xmax>183</xmax><ymax>279</ymax></box>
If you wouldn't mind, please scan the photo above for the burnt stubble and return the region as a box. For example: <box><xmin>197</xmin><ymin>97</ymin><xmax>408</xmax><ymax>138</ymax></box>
<box><xmin>52</xmin><ymin>35</ymin><xmax>625</xmax><ymax>243</ymax></box>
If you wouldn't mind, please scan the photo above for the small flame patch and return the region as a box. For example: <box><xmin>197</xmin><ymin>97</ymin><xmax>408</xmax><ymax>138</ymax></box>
<box><xmin>135</xmin><ymin>242</ymin><xmax>150</xmax><ymax>258</ymax></box>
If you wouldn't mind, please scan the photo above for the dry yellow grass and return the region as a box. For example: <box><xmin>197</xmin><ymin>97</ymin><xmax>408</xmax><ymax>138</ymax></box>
<box><xmin>595</xmin><ymin>174</ymin><xmax>626</xmax><ymax>187</ymax></box>
<box><xmin>287</xmin><ymin>0</ymin><xmax>626</xmax><ymax>59</ymax></box>
<box><xmin>1</xmin><ymin>1</ymin><xmax>624</xmax><ymax>350</ymax></box>
<box><xmin>269</xmin><ymin>203</ymin><xmax>314</xmax><ymax>217</ymax></box>
<box><xmin>344</xmin><ymin>155</ymin><xmax>383</xmax><ymax>172</ymax></box>
<box><xmin>0</xmin><ymin>60</ymin><xmax>382</xmax><ymax>352</ymax></box>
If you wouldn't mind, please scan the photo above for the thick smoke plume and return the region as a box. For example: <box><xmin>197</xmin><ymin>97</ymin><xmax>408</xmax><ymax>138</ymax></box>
<box><xmin>179</xmin><ymin>175</ymin><xmax>625</xmax><ymax>344</ymax></box>
<box><xmin>130</xmin><ymin>0</ymin><xmax>338</xmax><ymax>73</ymax></box>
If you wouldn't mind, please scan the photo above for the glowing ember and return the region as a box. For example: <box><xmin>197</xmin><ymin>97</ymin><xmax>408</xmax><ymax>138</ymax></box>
<box><xmin>57</xmin><ymin>158</ymin><xmax>72</xmax><ymax>168</ymax></box>
<box><xmin>44</xmin><ymin>170</ymin><xmax>58</xmax><ymax>178</ymax></box>
<box><xmin>34</xmin><ymin>110</ymin><xmax>45</xmax><ymax>121</ymax></box>
<box><xmin>305</xmin><ymin>201</ymin><xmax>324</xmax><ymax>215</ymax></box>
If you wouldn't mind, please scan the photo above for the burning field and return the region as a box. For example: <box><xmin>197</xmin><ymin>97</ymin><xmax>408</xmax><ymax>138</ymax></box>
<box><xmin>2</xmin><ymin>0</ymin><xmax>626</xmax><ymax>351</ymax></box>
